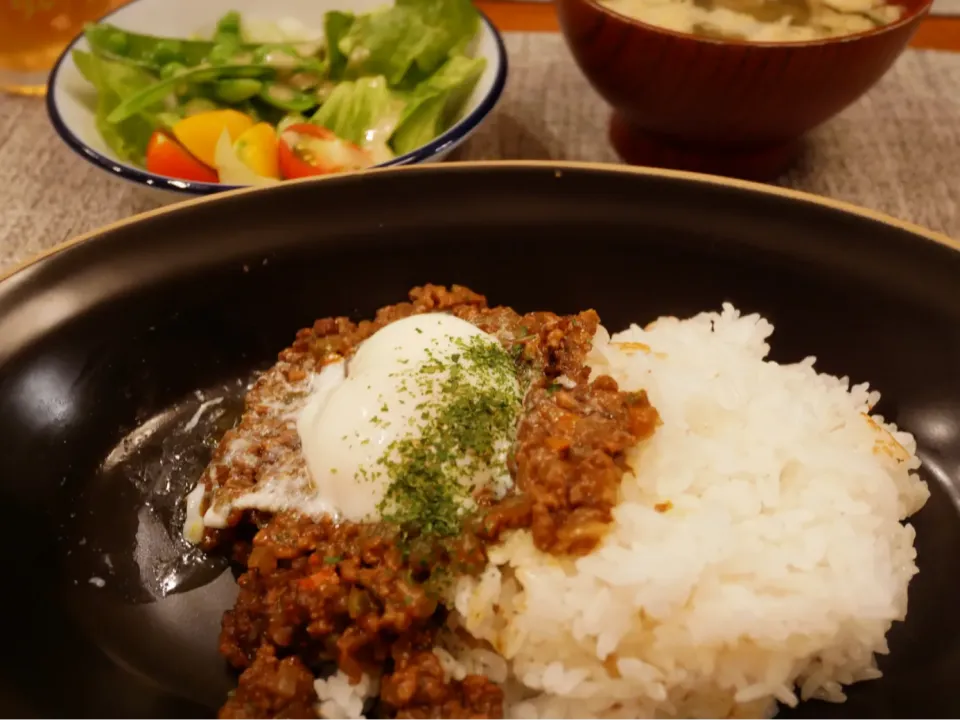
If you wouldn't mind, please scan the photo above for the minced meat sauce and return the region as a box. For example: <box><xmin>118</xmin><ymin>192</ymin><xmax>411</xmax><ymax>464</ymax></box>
<box><xmin>201</xmin><ymin>286</ymin><xmax>659</xmax><ymax>719</ymax></box>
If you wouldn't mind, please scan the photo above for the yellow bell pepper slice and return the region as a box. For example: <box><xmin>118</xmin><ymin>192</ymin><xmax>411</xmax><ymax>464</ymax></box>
<box><xmin>234</xmin><ymin>123</ymin><xmax>280</xmax><ymax>180</ymax></box>
<box><xmin>172</xmin><ymin>109</ymin><xmax>254</xmax><ymax>169</ymax></box>
<box><xmin>214</xmin><ymin>130</ymin><xmax>280</xmax><ymax>187</ymax></box>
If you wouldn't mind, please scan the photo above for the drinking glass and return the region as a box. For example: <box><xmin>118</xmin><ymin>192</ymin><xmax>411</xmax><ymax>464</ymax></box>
<box><xmin>0</xmin><ymin>0</ymin><xmax>125</xmax><ymax>96</ymax></box>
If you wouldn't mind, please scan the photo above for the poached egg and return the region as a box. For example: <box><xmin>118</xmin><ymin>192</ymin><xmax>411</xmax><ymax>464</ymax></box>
<box><xmin>297</xmin><ymin>313</ymin><xmax>522</xmax><ymax>522</ymax></box>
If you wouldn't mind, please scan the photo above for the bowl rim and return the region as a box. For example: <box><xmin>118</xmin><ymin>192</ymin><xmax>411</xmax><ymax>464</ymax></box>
<box><xmin>569</xmin><ymin>0</ymin><xmax>933</xmax><ymax>48</ymax></box>
<box><xmin>2</xmin><ymin>160</ymin><xmax>957</xmax><ymax>285</ymax></box>
<box><xmin>45</xmin><ymin>0</ymin><xmax>508</xmax><ymax>197</ymax></box>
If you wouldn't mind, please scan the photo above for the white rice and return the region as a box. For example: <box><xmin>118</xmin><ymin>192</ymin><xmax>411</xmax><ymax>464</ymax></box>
<box><xmin>309</xmin><ymin>304</ymin><xmax>927</xmax><ymax>718</ymax></box>
<box><xmin>315</xmin><ymin>671</ymin><xmax>378</xmax><ymax>719</ymax></box>
<box><xmin>445</xmin><ymin>304</ymin><xmax>929</xmax><ymax>718</ymax></box>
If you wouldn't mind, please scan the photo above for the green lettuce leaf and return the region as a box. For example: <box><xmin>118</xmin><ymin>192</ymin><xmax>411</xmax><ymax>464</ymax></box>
<box><xmin>72</xmin><ymin>49</ymin><xmax>98</xmax><ymax>84</ymax></box>
<box><xmin>310</xmin><ymin>75</ymin><xmax>404</xmax><ymax>160</ymax></box>
<box><xmin>390</xmin><ymin>54</ymin><xmax>485</xmax><ymax>155</ymax></box>
<box><xmin>396</xmin><ymin>0</ymin><xmax>480</xmax><ymax>56</ymax></box>
<box><xmin>336</xmin><ymin>0</ymin><xmax>480</xmax><ymax>87</ymax></box>
<box><xmin>72</xmin><ymin>50</ymin><xmax>159</xmax><ymax>165</ymax></box>
<box><xmin>324</xmin><ymin>10</ymin><xmax>355</xmax><ymax>81</ymax></box>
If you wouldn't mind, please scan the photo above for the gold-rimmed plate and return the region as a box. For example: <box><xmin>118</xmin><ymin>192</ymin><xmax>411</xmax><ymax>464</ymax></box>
<box><xmin>0</xmin><ymin>162</ymin><xmax>958</xmax><ymax>718</ymax></box>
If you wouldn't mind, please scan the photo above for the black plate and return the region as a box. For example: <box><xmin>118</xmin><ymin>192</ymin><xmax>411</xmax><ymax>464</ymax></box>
<box><xmin>1</xmin><ymin>163</ymin><xmax>958</xmax><ymax>719</ymax></box>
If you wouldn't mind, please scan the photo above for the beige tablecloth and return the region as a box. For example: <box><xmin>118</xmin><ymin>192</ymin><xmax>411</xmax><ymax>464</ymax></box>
<box><xmin>1</xmin><ymin>33</ymin><xmax>958</xmax><ymax>273</ymax></box>
<box><xmin>932</xmin><ymin>0</ymin><xmax>960</xmax><ymax>14</ymax></box>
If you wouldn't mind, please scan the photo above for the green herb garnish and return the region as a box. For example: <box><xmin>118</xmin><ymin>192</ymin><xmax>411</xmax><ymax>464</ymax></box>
<box><xmin>370</xmin><ymin>334</ymin><xmax>527</xmax><ymax>541</ymax></box>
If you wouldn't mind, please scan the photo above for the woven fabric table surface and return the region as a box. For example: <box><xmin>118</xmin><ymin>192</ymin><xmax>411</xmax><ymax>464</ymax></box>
<box><xmin>1</xmin><ymin>33</ymin><xmax>958</xmax><ymax>273</ymax></box>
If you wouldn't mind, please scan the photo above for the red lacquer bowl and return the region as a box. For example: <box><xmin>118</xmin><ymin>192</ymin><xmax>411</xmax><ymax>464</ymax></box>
<box><xmin>556</xmin><ymin>0</ymin><xmax>932</xmax><ymax>180</ymax></box>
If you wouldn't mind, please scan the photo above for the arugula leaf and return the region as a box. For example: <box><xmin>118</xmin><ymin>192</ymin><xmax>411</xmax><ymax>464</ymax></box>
<box><xmin>390</xmin><ymin>54</ymin><xmax>485</xmax><ymax>155</ymax></box>
<box><xmin>84</xmin><ymin>23</ymin><xmax>221</xmax><ymax>71</ymax></box>
<box><xmin>106</xmin><ymin>63</ymin><xmax>273</xmax><ymax>124</ymax></box>
<box><xmin>72</xmin><ymin>50</ymin><xmax>158</xmax><ymax>165</ymax></box>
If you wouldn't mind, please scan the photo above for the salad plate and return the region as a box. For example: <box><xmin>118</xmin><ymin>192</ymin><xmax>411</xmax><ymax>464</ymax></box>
<box><xmin>47</xmin><ymin>0</ymin><xmax>507</xmax><ymax>202</ymax></box>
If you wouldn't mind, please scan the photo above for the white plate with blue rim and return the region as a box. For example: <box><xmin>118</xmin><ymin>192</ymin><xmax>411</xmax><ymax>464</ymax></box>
<box><xmin>46</xmin><ymin>0</ymin><xmax>508</xmax><ymax>204</ymax></box>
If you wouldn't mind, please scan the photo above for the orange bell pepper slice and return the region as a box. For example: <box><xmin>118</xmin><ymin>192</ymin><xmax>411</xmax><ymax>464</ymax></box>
<box><xmin>145</xmin><ymin>131</ymin><xmax>218</xmax><ymax>183</ymax></box>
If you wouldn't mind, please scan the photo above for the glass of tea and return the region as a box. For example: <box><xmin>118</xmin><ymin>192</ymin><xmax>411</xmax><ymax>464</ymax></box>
<box><xmin>0</xmin><ymin>0</ymin><xmax>125</xmax><ymax>96</ymax></box>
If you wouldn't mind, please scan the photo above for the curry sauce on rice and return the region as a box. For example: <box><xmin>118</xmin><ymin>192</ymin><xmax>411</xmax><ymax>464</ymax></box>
<box><xmin>181</xmin><ymin>285</ymin><xmax>928</xmax><ymax>719</ymax></box>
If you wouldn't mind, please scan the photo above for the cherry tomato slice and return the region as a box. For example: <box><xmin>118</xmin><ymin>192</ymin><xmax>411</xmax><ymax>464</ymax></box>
<box><xmin>277</xmin><ymin>123</ymin><xmax>373</xmax><ymax>180</ymax></box>
<box><xmin>145</xmin><ymin>131</ymin><xmax>219</xmax><ymax>183</ymax></box>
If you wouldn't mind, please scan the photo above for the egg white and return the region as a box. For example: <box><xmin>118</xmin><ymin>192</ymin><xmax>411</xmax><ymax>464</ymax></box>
<box><xmin>297</xmin><ymin>313</ymin><xmax>520</xmax><ymax>522</ymax></box>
